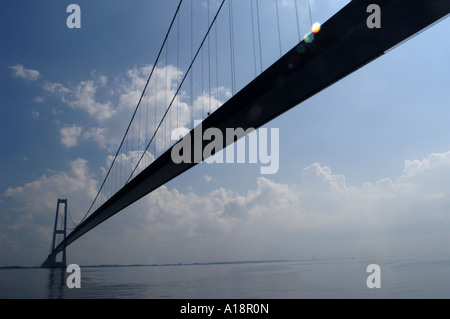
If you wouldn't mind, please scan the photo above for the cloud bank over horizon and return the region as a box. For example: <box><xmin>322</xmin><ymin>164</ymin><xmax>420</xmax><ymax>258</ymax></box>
<box><xmin>2</xmin><ymin>150</ymin><xmax>450</xmax><ymax>267</ymax></box>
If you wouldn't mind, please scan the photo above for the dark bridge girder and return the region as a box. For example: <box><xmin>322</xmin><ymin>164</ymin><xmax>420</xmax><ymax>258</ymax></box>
<box><xmin>53</xmin><ymin>0</ymin><xmax>450</xmax><ymax>254</ymax></box>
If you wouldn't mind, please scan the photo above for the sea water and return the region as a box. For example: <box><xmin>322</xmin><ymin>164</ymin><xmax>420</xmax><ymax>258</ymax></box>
<box><xmin>1</xmin><ymin>255</ymin><xmax>449</xmax><ymax>299</ymax></box>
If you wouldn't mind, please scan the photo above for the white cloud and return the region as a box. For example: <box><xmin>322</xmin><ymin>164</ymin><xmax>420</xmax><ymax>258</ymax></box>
<box><xmin>31</xmin><ymin>110</ymin><xmax>40</xmax><ymax>119</ymax></box>
<box><xmin>9</xmin><ymin>65</ymin><xmax>41</xmax><ymax>82</ymax></box>
<box><xmin>44</xmin><ymin>79</ymin><xmax>114</xmax><ymax>123</ymax></box>
<box><xmin>116</xmin><ymin>65</ymin><xmax>154</xmax><ymax>111</ymax></box>
<box><xmin>103</xmin><ymin>150</ymin><xmax>155</xmax><ymax>180</ymax></box>
<box><xmin>39</xmin><ymin>63</ymin><xmax>231</xmax><ymax>154</ymax></box>
<box><xmin>4</xmin><ymin>158</ymin><xmax>96</xmax><ymax>209</ymax></box>
<box><xmin>82</xmin><ymin>127</ymin><xmax>108</xmax><ymax>149</ymax></box>
<box><xmin>60</xmin><ymin>125</ymin><xmax>83</xmax><ymax>148</ymax></box>
<box><xmin>1</xmin><ymin>159</ymin><xmax>98</xmax><ymax>266</ymax></box>
<box><xmin>51</xmin><ymin>108</ymin><xmax>63</xmax><ymax>116</ymax></box>
<box><xmin>43</xmin><ymin>82</ymin><xmax>64</xmax><ymax>93</ymax></box>
<box><xmin>90</xmin><ymin>70</ymin><xmax>108</xmax><ymax>86</ymax></box>
<box><xmin>34</xmin><ymin>96</ymin><xmax>44</xmax><ymax>103</ymax></box>
<box><xmin>402</xmin><ymin>151</ymin><xmax>450</xmax><ymax>178</ymax></box>
<box><xmin>71</xmin><ymin>150</ymin><xmax>450</xmax><ymax>265</ymax></box>
<box><xmin>68</xmin><ymin>80</ymin><xmax>115</xmax><ymax>122</ymax></box>
<box><xmin>204</xmin><ymin>175</ymin><xmax>213</xmax><ymax>182</ymax></box>
<box><xmin>3</xmin><ymin>150</ymin><xmax>450</xmax><ymax>266</ymax></box>
<box><xmin>43</xmin><ymin>81</ymin><xmax>71</xmax><ymax>97</ymax></box>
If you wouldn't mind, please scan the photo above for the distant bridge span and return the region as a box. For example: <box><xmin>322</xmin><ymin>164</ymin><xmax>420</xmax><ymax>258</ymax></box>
<box><xmin>43</xmin><ymin>0</ymin><xmax>450</xmax><ymax>267</ymax></box>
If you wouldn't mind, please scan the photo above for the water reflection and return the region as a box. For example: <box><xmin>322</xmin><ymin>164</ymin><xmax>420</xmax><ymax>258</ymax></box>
<box><xmin>47</xmin><ymin>268</ymin><xmax>66</xmax><ymax>299</ymax></box>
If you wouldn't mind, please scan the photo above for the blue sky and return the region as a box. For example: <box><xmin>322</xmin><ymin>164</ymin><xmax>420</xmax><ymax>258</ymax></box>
<box><xmin>1</xmin><ymin>0</ymin><xmax>450</xmax><ymax>267</ymax></box>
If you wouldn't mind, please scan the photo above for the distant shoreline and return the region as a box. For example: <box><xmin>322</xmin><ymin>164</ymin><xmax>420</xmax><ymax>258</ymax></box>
<box><xmin>83</xmin><ymin>259</ymin><xmax>297</xmax><ymax>269</ymax></box>
<box><xmin>0</xmin><ymin>256</ymin><xmax>384</xmax><ymax>270</ymax></box>
<box><xmin>0</xmin><ymin>259</ymin><xmax>298</xmax><ymax>270</ymax></box>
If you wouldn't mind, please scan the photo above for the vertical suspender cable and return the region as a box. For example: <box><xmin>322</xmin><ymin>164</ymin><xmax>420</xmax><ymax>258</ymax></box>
<box><xmin>131</xmin><ymin>87</ymin><xmax>135</xmax><ymax>158</ymax></box>
<box><xmin>208</xmin><ymin>0</ymin><xmax>212</xmax><ymax>115</ymax></box>
<box><xmin>165</xmin><ymin>43</ymin><xmax>168</xmax><ymax>150</ymax></box>
<box><xmin>138</xmin><ymin>87</ymin><xmax>141</xmax><ymax>154</ymax></box>
<box><xmin>275</xmin><ymin>0</ymin><xmax>282</xmax><ymax>56</ymax></box>
<box><xmin>154</xmin><ymin>61</ymin><xmax>158</xmax><ymax>158</ymax></box>
<box><xmin>229</xmin><ymin>0</ymin><xmax>236</xmax><ymax>95</ymax></box>
<box><xmin>177</xmin><ymin>8</ymin><xmax>180</xmax><ymax>134</ymax></box>
<box><xmin>215</xmin><ymin>14</ymin><xmax>219</xmax><ymax>112</ymax></box>
<box><xmin>256</xmin><ymin>0</ymin><xmax>263</xmax><ymax>73</ymax></box>
<box><xmin>308</xmin><ymin>0</ymin><xmax>313</xmax><ymax>27</ymax></box>
<box><xmin>202</xmin><ymin>42</ymin><xmax>205</xmax><ymax>118</ymax></box>
<box><xmin>294</xmin><ymin>0</ymin><xmax>301</xmax><ymax>42</ymax></box>
<box><xmin>250</xmin><ymin>0</ymin><xmax>258</xmax><ymax>77</ymax></box>
<box><xmin>190</xmin><ymin>0</ymin><xmax>194</xmax><ymax>129</ymax></box>
<box><xmin>146</xmin><ymin>82</ymin><xmax>149</xmax><ymax>164</ymax></box>
<box><xmin>125</xmin><ymin>130</ymin><xmax>128</xmax><ymax>185</ymax></box>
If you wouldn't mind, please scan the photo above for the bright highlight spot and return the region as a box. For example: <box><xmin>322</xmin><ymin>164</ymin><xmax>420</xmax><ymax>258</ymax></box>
<box><xmin>311</xmin><ymin>22</ymin><xmax>321</xmax><ymax>34</ymax></box>
<box><xmin>304</xmin><ymin>33</ymin><xmax>314</xmax><ymax>43</ymax></box>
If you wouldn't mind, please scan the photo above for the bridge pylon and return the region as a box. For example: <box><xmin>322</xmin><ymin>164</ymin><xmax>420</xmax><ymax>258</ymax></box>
<box><xmin>41</xmin><ymin>199</ymin><xmax>68</xmax><ymax>268</ymax></box>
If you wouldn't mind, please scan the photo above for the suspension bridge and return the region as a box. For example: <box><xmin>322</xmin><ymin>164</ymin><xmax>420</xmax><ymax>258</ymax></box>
<box><xmin>42</xmin><ymin>0</ymin><xmax>450</xmax><ymax>268</ymax></box>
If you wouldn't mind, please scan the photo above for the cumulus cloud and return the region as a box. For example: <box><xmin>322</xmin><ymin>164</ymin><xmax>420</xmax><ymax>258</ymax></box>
<box><xmin>34</xmin><ymin>96</ymin><xmax>44</xmax><ymax>103</ymax></box>
<box><xmin>90</xmin><ymin>70</ymin><xmax>108</xmax><ymax>86</ymax></box>
<box><xmin>60</xmin><ymin>125</ymin><xmax>83</xmax><ymax>148</ymax></box>
<box><xmin>31</xmin><ymin>110</ymin><xmax>40</xmax><ymax>119</ymax></box>
<box><xmin>3</xmin><ymin>138</ymin><xmax>450</xmax><ymax>266</ymax></box>
<box><xmin>4</xmin><ymin>158</ymin><xmax>97</xmax><ymax>210</ymax></box>
<box><xmin>3</xmin><ymin>149</ymin><xmax>450</xmax><ymax>266</ymax></box>
<box><xmin>82</xmin><ymin>127</ymin><xmax>108</xmax><ymax>149</ymax></box>
<box><xmin>71</xmin><ymin>150</ymin><xmax>450</xmax><ymax>265</ymax></box>
<box><xmin>69</xmin><ymin>80</ymin><xmax>115</xmax><ymax>122</ymax></box>
<box><xmin>1</xmin><ymin>159</ymin><xmax>98</xmax><ymax>266</ymax></box>
<box><xmin>45</xmin><ymin>80</ymin><xmax>114</xmax><ymax>123</ymax></box>
<box><xmin>41</xmin><ymin>63</ymin><xmax>231</xmax><ymax>153</ymax></box>
<box><xmin>43</xmin><ymin>81</ymin><xmax>71</xmax><ymax>96</ymax></box>
<box><xmin>102</xmin><ymin>150</ymin><xmax>155</xmax><ymax>181</ymax></box>
<box><xmin>9</xmin><ymin>65</ymin><xmax>41</xmax><ymax>82</ymax></box>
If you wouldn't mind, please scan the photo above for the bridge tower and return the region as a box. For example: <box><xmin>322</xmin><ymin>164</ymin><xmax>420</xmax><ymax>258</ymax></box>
<box><xmin>41</xmin><ymin>199</ymin><xmax>68</xmax><ymax>268</ymax></box>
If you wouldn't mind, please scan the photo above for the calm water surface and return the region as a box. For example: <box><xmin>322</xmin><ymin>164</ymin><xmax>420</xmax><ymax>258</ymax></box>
<box><xmin>1</xmin><ymin>255</ymin><xmax>449</xmax><ymax>299</ymax></box>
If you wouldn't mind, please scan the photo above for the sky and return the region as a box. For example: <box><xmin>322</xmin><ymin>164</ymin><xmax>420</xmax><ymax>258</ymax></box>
<box><xmin>1</xmin><ymin>0</ymin><xmax>450</xmax><ymax>267</ymax></box>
